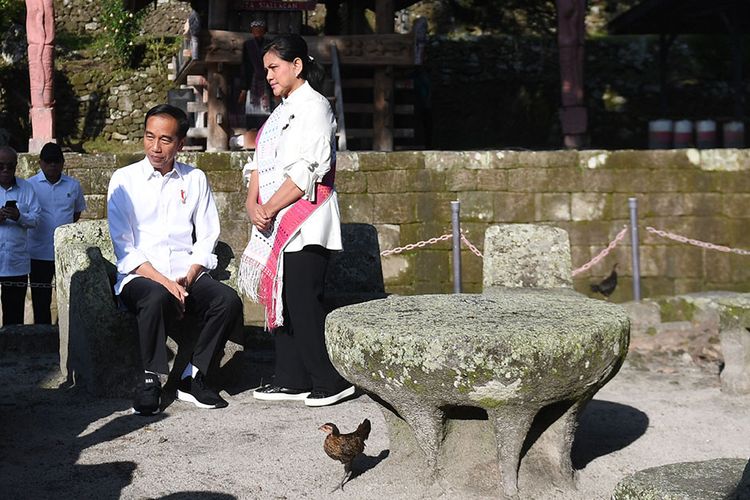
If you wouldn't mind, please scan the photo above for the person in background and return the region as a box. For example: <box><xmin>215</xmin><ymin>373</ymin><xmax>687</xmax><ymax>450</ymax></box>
<box><xmin>27</xmin><ymin>142</ymin><xmax>86</xmax><ymax>324</ymax></box>
<box><xmin>183</xmin><ymin>0</ymin><xmax>201</xmax><ymax>60</ymax></box>
<box><xmin>107</xmin><ymin>104</ymin><xmax>243</xmax><ymax>416</ymax></box>
<box><xmin>238</xmin><ymin>34</ymin><xmax>354</xmax><ymax>407</ymax></box>
<box><xmin>239</xmin><ymin>18</ymin><xmax>272</xmax><ymax>117</ymax></box>
<box><xmin>0</xmin><ymin>146</ymin><xmax>41</xmax><ymax>326</ymax></box>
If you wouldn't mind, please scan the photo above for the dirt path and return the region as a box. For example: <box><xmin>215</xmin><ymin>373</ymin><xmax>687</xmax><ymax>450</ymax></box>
<box><xmin>0</xmin><ymin>350</ymin><xmax>748</xmax><ymax>499</ymax></box>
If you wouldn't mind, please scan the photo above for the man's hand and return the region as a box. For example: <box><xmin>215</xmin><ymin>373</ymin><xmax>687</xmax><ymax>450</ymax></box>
<box><xmin>177</xmin><ymin>264</ymin><xmax>205</xmax><ymax>291</ymax></box>
<box><xmin>161</xmin><ymin>279</ymin><xmax>189</xmax><ymax>313</ymax></box>
<box><xmin>0</xmin><ymin>206</ymin><xmax>19</xmax><ymax>221</ymax></box>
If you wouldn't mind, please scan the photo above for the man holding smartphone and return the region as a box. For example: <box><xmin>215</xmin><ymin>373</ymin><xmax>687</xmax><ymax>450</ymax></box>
<box><xmin>28</xmin><ymin>143</ymin><xmax>86</xmax><ymax>324</ymax></box>
<box><xmin>0</xmin><ymin>146</ymin><xmax>41</xmax><ymax>325</ymax></box>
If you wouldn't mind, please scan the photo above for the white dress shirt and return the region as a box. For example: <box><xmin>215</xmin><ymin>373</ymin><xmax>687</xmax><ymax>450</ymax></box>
<box><xmin>28</xmin><ymin>172</ymin><xmax>87</xmax><ymax>261</ymax></box>
<box><xmin>0</xmin><ymin>177</ymin><xmax>41</xmax><ymax>276</ymax></box>
<box><xmin>243</xmin><ymin>80</ymin><xmax>343</xmax><ymax>253</ymax></box>
<box><xmin>107</xmin><ymin>158</ymin><xmax>220</xmax><ymax>295</ymax></box>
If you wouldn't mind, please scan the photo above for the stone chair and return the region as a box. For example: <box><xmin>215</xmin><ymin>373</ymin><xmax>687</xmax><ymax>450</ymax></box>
<box><xmin>55</xmin><ymin>219</ymin><xmax>242</xmax><ymax>397</ymax></box>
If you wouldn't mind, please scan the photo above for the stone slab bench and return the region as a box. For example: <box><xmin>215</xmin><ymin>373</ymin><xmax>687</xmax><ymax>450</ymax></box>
<box><xmin>612</xmin><ymin>458</ymin><xmax>750</xmax><ymax>499</ymax></box>
<box><xmin>325</xmin><ymin>290</ymin><xmax>630</xmax><ymax>498</ymax></box>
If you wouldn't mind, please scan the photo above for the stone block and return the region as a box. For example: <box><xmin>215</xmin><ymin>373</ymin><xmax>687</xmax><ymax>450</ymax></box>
<box><xmin>578</xmin><ymin>169</ymin><xmax>616</xmax><ymax>192</ymax></box>
<box><xmin>66</xmin><ymin>168</ymin><xmax>91</xmax><ymax>193</ymax></box>
<box><xmin>386</xmin><ymin>151</ymin><xmax>425</xmax><ymax>170</ymax></box>
<box><xmin>425</xmin><ymin>151</ymin><xmax>493</xmax><ymax>171</ymax></box>
<box><xmin>335</xmin><ymin>152</ymin><xmax>360</xmax><ymax>172</ymax></box>
<box><xmin>535</xmin><ymin>193</ymin><xmax>571</xmax><ymax>222</ymax></box>
<box><xmin>722</xmin><ymin>194</ymin><xmax>750</xmax><ymax>218</ymax></box>
<box><xmin>612</xmin><ymin>459</ymin><xmax>749</xmax><ymax>500</ymax></box>
<box><xmin>324</xmin><ymin>223</ymin><xmax>387</xmax><ymax>310</ymax></box>
<box><xmin>373</xmin><ymin>193</ymin><xmax>418</xmax><ymax>223</ymax></box>
<box><xmin>206</xmin><ymin>170</ymin><xmax>243</xmax><ymax>193</ymax></box>
<box><xmin>445</xmin><ymin>169</ymin><xmax>477</xmax><ymax>191</ymax></box>
<box><xmin>211</xmin><ymin>191</ymin><xmax>247</xmax><ymax>222</ymax></box>
<box><xmin>335</xmin><ymin>171</ymin><xmax>366</xmax><ymax>194</ymax></box>
<box><xmin>113</xmin><ymin>153</ymin><xmax>145</xmax><ymax>168</ymax></box>
<box><xmin>516</xmin><ymin>150</ymin><xmax>578</xmax><ymax>168</ymax></box>
<box><xmin>492</xmin><ymin>192</ymin><xmax>535</xmax><ymax>222</ymax></box>
<box><xmin>483</xmin><ymin>224</ymin><xmax>572</xmax><ymax>290</ymax></box>
<box><xmin>0</xmin><ymin>324</ymin><xmax>58</xmax><ymax>353</ymax></box>
<box><xmin>717</xmin><ymin>171</ymin><xmax>750</xmax><ymax>193</ymax></box>
<box><xmin>367</xmin><ymin>170</ymin><xmax>412</xmax><ymax>193</ymax></box>
<box><xmin>620</xmin><ymin>300</ymin><xmax>661</xmax><ymax>336</ymax></box>
<box><xmin>507</xmin><ymin>167</ymin><xmax>583</xmax><ymax>192</ymax></box>
<box><xmin>195</xmin><ymin>152</ymin><xmax>231</xmax><ymax>171</ymax></box>
<box><xmin>457</xmin><ymin>192</ymin><xmax>494</xmax><ymax>222</ymax></box>
<box><xmin>81</xmin><ymin>194</ymin><xmax>106</xmax><ymax>219</ymax></box>
<box><xmin>358</xmin><ymin>152</ymin><xmax>389</xmax><ymax>171</ymax></box>
<box><xmin>66</xmin><ymin>153</ymin><xmax>118</xmax><ymax>169</ymax></box>
<box><xmin>475</xmin><ymin>169</ymin><xmax>508</xmax><ymax>190</ymax></box>
<box><xmin>89</xmin><ymin>168</ymin><xmax>115</xmax><ymax>195</ymax></box>
<box><xmin>715</xmin><ymin>294</ymin><xmax>750</xmax><ymax>395</ymax></box>
<box><xmin>338</xmin><ymin>193</ymin><xmax>373</xmax><ymax>223</ymax></box>
<box><xmin>415</xmin><ymin>192</ymin><xmax>454</xmax><ymax>223</ymax></box>
<box><xmin>699</xmin><ymin>149</ymin><xmax>750</xmax><ymax>171</ymax></box>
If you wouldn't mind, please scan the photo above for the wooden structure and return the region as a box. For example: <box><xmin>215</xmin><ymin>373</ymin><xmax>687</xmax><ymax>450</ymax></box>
<box><xmin>610</xmin><ymin>0</ymin><xmax>750</xmax><ymax>119</ymax></box>
<box><xmin>167</xmin><ymin>0</ymin><xmax>422</xmax><ymax>151</ymax></box>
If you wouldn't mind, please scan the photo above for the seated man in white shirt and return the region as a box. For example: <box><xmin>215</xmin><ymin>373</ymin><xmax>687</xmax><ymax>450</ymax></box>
<box><xmin>28</xmin><ymin>142</ymin><xmax>87</xmax><ymax>325</ymax></box>
<box><xmin>107</xmin><ymin>104</ymin><xmax>243</xmax><ymax>416</ymax></box>
<box><xmin>0</xmin><ymin>146</ymin><xmax>41</xmax><ymax>325</ymax></box>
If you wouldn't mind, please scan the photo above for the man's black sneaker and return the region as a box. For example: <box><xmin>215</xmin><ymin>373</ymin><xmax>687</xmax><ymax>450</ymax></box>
<box><xmin>177</xmin><ymin>372</ymin><xmax>228</xmax><ymax>409</ymax></box>
<box><xmin>252</xmin><ymin>384</ymin><xmax>311</xmax><ymax>401</ymax></box>
<box><xmin>304</xmin><ymin>385</ymin><xmax>356</xmax><ymax>407</ymax></box>
<box><xmin>132</xmin><ymin>374</ymin><xmax>162</xmax><ymax>416</ymax></box>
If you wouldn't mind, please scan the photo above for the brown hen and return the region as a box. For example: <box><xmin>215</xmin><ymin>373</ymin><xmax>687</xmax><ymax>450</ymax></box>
<box><xmin>319</xmin><ymin>418</ymin><xmax>371</xmax><ymax>491</ymax></box>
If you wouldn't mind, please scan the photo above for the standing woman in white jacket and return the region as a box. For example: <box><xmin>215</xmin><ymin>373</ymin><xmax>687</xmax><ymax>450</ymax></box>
<box><xmin>239</xmin><ymin>34</ymin><xmax>355</xmax><ymax>407</ymax></box>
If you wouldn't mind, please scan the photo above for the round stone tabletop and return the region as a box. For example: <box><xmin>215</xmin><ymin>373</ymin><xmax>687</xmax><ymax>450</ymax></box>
<box><xmin>326</xmin><ymin>290</ymin><xmax>630</xmax><ymax>403</ymax></box>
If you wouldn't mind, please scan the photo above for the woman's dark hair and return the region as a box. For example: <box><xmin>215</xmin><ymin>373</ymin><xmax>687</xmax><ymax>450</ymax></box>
<box><xmin>262</xmin><ymin>34</ymin><xmax>325</xmax><ymax>93</ymax></box>
<box><xmin>144</xmin><ymin>104</ymin><xmax>190</xmax><ymax>139</ymax></box>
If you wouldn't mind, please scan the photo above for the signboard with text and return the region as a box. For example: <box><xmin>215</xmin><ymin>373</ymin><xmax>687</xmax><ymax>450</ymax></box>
<box><xmin>231</xmin><ymin>0</ymin><xmax>316</xmax><ymax>10</ymax></box>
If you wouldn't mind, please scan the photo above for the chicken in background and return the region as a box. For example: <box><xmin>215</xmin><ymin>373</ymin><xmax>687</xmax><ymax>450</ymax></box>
<box><xmin>319</xmin><ymin>418</ymin><xmax>371</xmax><ymax>491</ymax></box>
<box><xmin>591</xmin><ymin>263</ymin><xmax>618</xmax><ymax>298</ymax></box>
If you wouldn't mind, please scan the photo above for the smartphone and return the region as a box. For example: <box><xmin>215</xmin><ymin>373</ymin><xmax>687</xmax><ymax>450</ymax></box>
<box><xmin>4</xmin><ymin>200</ymin><xmax>17</xmax><ymax>209</ymax></box>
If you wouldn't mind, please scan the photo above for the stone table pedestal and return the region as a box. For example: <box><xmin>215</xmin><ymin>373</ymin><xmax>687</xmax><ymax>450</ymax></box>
<box><xmin>326</xmin><ymin>291</ymin><xmax>630</xmax><ymax>498</ymax></box>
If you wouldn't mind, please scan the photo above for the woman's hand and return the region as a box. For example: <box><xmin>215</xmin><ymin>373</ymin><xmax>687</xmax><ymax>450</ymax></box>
<box><xmin>251</xmin><ymin>203</ymin><xmax>273</xmax><ymax>232</ymax></box>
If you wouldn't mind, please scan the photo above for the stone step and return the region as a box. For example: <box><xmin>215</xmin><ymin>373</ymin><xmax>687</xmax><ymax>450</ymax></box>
<box><xmin>0</xmin><ymin>325</ymin><xmax>59</xmax><ymax>354</ymax></box>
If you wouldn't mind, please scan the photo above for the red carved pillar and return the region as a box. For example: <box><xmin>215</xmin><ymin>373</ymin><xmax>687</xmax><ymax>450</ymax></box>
<box><xmin>556</xmin><ymin>0</ymin><xmax>587</xmax><ymax>148</ymax></box>
<box><xmin>26</xmin><ymin>0</ymin><xmax>56</xmax><ymax>152</ymax></box>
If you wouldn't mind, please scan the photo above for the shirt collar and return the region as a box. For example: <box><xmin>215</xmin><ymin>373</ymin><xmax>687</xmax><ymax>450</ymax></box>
<box><xmin>140</xmin><ymin>157</ymin><xmax>183</xmax><ymax>180</ymax></box>
<box><xmin>282</xmin><ymin>80</ymin><xmax>313</xmax><ymax>107</ymax></box>
<box><xmin>2</xmin><ymin>177</ymin><xmax>19</xmax><ymax>190</ymax></box>
<box><xmin>36</xmin><ymin>172</ymin><xmax>65</xmax><ymax>185</ymax></box>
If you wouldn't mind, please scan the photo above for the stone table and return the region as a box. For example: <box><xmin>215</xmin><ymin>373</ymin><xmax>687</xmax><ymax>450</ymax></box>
<box><xmin>326</xmin><ymin>290</ymin><xmax>630</xmax><ymax>498</ymax></box>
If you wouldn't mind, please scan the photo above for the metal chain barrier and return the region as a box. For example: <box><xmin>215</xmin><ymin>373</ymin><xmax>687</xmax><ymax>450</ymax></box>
<box><xmin>571</xmin><ymin>226</ymin><xmax>630</xmax><ymax>277</ymax></box>
<box><xmin>380</xmin><ymin>233</ymin><xmax>453</xmax><ymax>257</ymax></box>
<box><xmin>460</xmin><ymin>231</ymin><xmax>484</xmax><ymax>258</ymax></box>
<box><xmin>0</xmin><ymin>281</ymin><xmax>55</xmax><ymax>288</ymax></box>
<box><xmin>645</xmin><ymin>226</ymin><xmax>750</xmax><ymax>256</ymax></box>
<box><xmin>381</xmin><ymin>231</ymin><xmax>485</xmax><ymax>258</ymax></box>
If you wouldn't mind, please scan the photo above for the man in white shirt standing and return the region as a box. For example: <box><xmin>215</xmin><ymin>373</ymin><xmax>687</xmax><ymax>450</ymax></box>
<box><xmin>107</xmin><ymin>104</ymin><xmax>243</xmax><ymax>416</ymax></box>
<box><xmin>28</xmin><ymin>142</ymin><xmax>87</xmax><ymax>325</ymax></box>
<box><xmin>0</xmin><ymin>146</ymin><xmax>41</xmax><ymax>326</ymax></box>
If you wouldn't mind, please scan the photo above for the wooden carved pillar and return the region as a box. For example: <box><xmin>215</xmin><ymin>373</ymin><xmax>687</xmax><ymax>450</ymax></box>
<box><xmin>207</xmin><ymin>63</ymin><xmax>229</xmax><ymax>151</ymax></box>
<box><xmin>26</xmin><ymin>0</ymin><xmax>56</xmax><ymax>152</ymax></box>
<box><xmin>373</xmin><ymin>0</ymin><xmax>394</xmax><ymax>151</ymax></box>
<box><xmin>556</xmin><ymin>0</ymin><xmax>588</xmax><ymax>149</ymax></box>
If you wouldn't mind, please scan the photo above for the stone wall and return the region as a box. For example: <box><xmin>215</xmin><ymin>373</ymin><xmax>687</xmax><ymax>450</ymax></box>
<box><xmin>14</xmin><ymin>148</ymin><xmax>750</xmax><ymax>324</ymax></box>
<box><xmin>54</xmin><ymin>0</ymin><xmax>190</xmax><ymax>36</ymax></box>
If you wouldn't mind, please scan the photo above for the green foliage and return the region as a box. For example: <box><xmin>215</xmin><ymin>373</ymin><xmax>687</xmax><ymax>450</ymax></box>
<box><xmin>141</xmin><ymin>36</ymin><xmax>182</xmax><ymax>67</ymax></box>
<box><xmin>448</xmin><ymin>0</ymin><xmax>558</xmax><ymax>35</ymax></box>
<box><xmin>101</xmin><ymin>0</ymin><xmax>144</xmax><ymax>65</ymax></box>
<box><xmin>0</xmin><ymin>0</ymin><xmax>24</xmax><ymax>33</ymax></box>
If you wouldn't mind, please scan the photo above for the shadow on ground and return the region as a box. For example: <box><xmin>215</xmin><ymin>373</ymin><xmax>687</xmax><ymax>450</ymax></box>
<box><xmin>572</xmin><ymin>399</ymin><xmax>649</xmax><ymax>470</ymax></box>
<box><xmin>0</xmin><ymin>354</ymin><xmax>159</xmax><ymax>497</ymax></box>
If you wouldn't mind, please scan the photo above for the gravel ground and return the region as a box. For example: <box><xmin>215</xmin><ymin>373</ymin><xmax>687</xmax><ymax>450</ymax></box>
<box><xmin>1</xmin><ymin>348</ymin><xmax>748</xmax><ymax>499</ymax></box>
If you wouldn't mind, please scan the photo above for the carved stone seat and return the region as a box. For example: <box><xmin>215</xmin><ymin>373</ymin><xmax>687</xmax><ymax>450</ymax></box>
<box><xmin>54</xmin><ymin>219</ymin><xmax>242</xmax><ymax>397</ymax></box>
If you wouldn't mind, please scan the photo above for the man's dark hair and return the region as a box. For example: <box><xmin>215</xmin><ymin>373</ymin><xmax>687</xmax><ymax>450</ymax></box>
<box><xmin>144</xmin><ymin>104</ymin><xmax>190</xmax><ymax>139</ymax></box>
